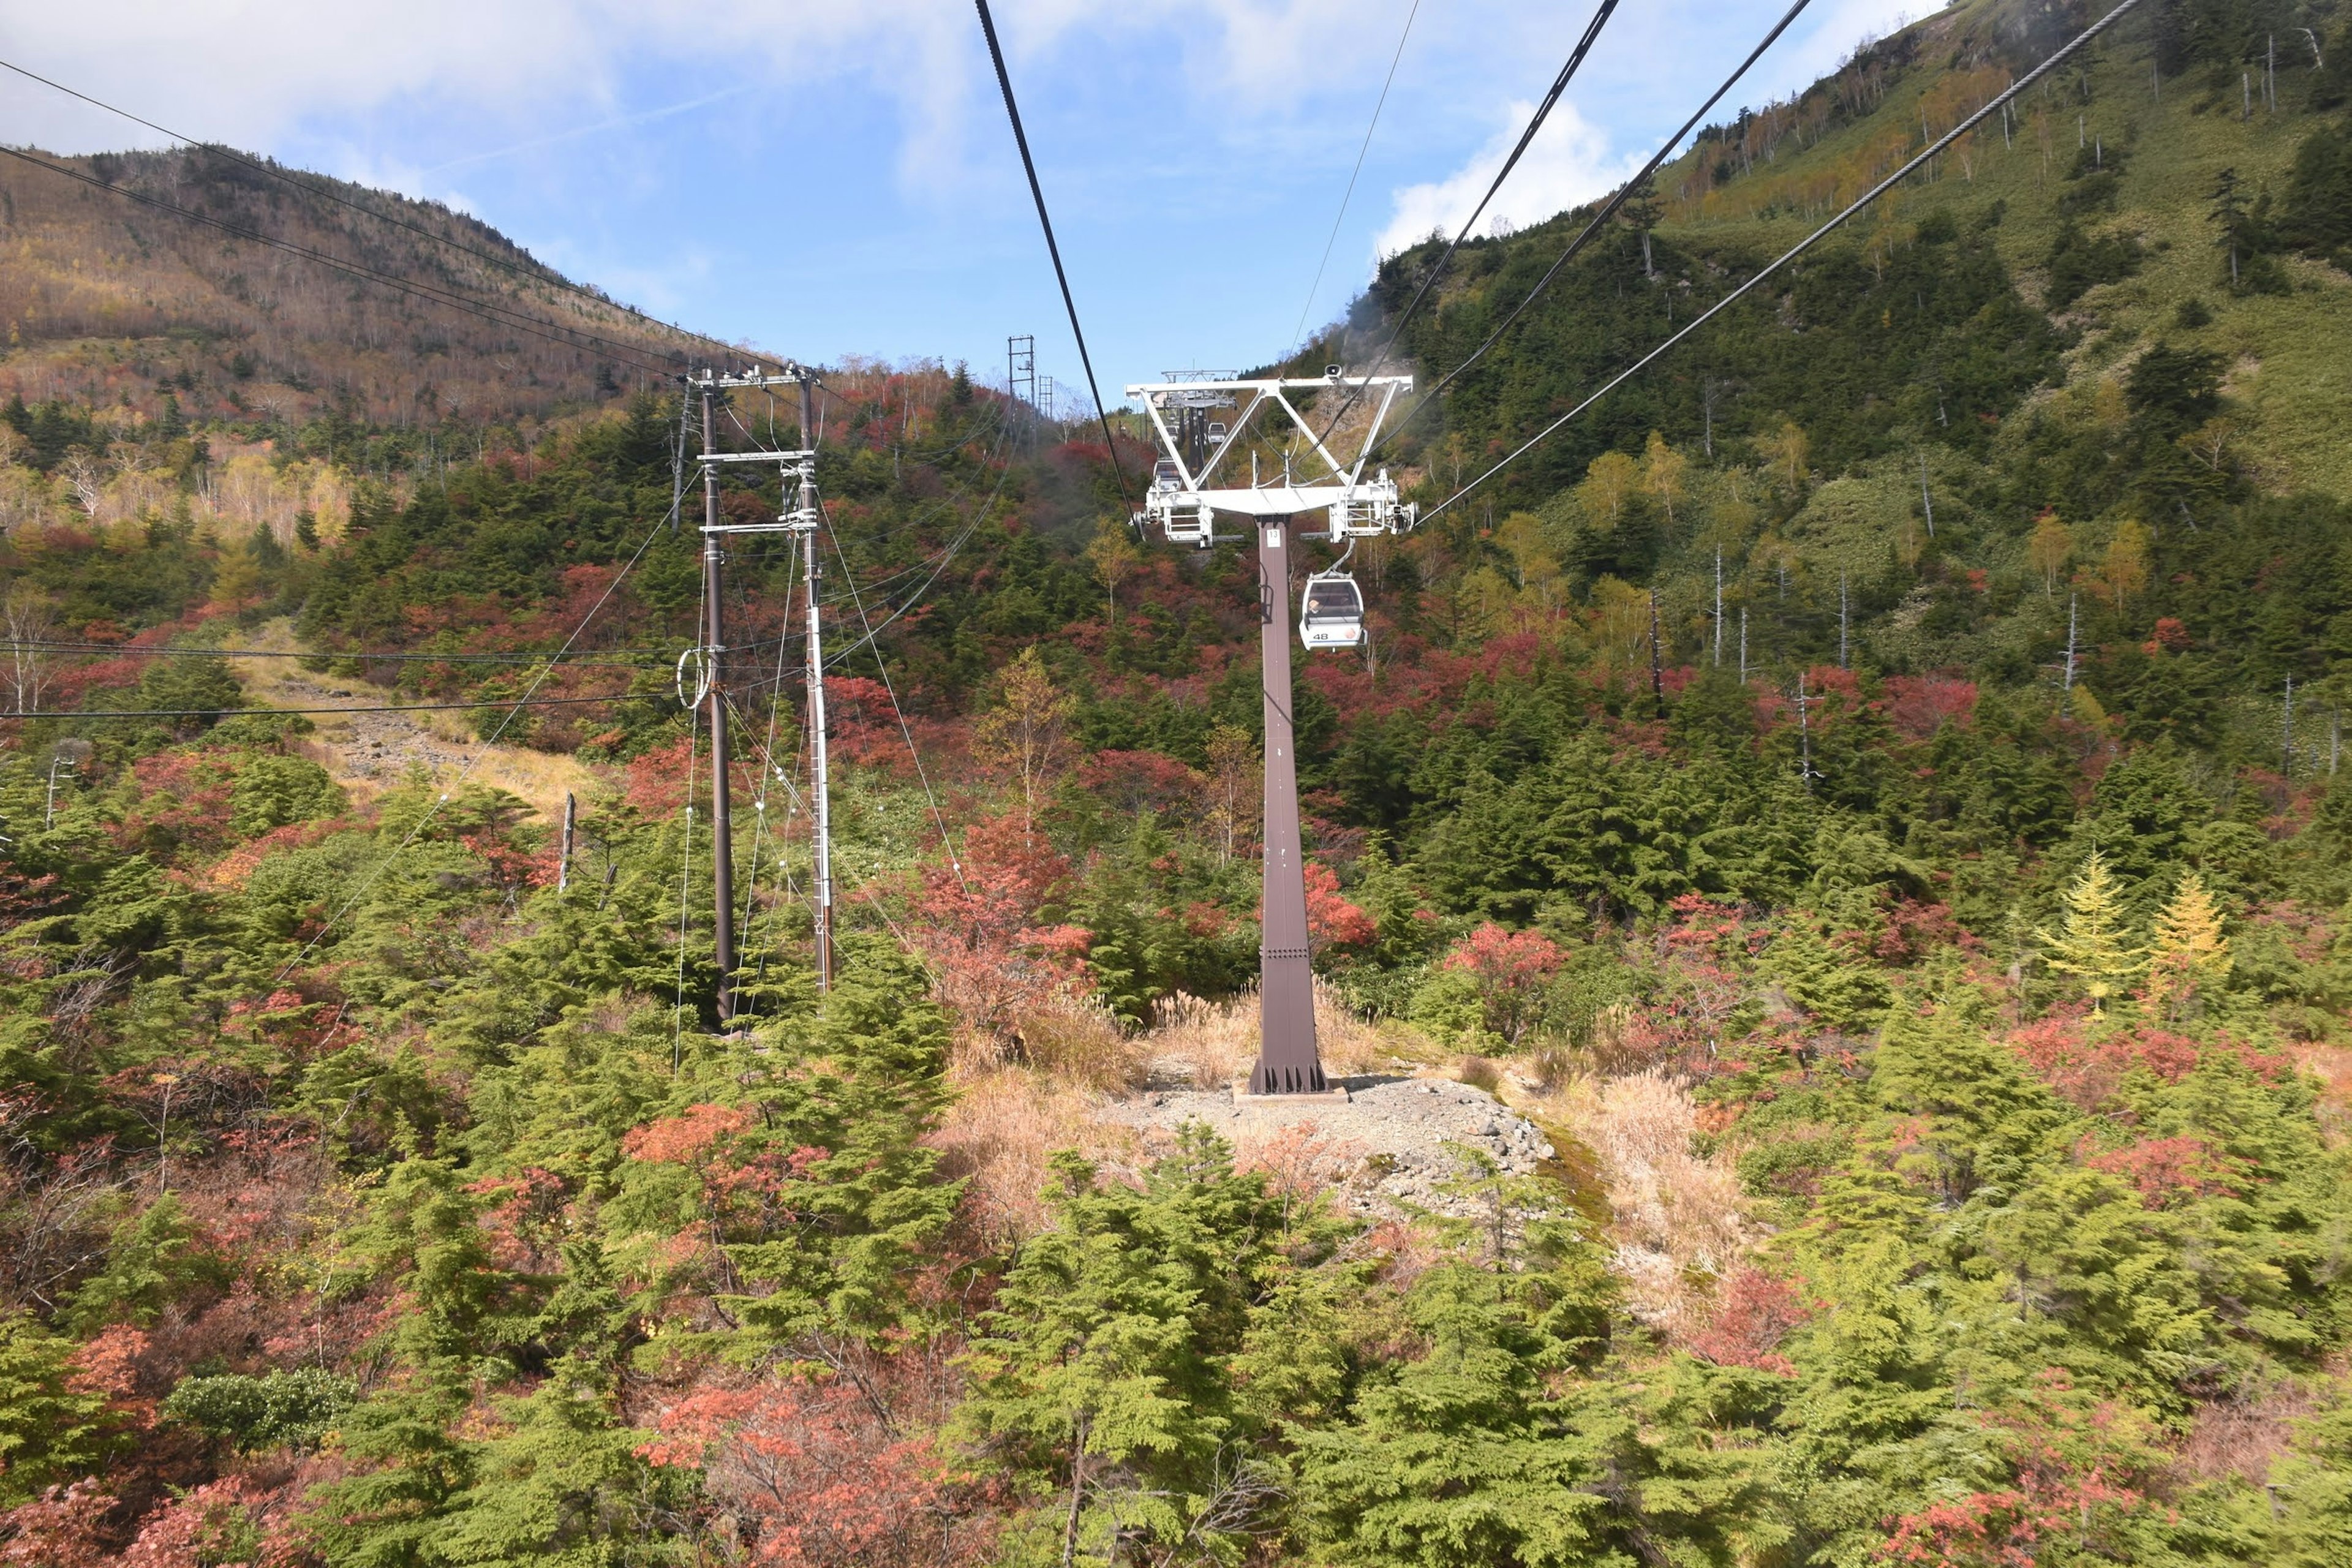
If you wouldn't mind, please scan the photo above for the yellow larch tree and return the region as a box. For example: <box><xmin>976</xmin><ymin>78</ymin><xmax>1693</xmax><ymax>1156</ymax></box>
<box><xmin>2034</xmin><ymin>848</ymin><xmax>2146</xmax><ymax>1017</ymax></box>
<box><xmin>972</xmin><ymin>646</ymin><xmax>1075</xmax><ymax>839</ymax></box>
<box><xmin>2146</xmin><ymin>873</ymin><xmax>2231</xmax><ymax>1019</ymax></box>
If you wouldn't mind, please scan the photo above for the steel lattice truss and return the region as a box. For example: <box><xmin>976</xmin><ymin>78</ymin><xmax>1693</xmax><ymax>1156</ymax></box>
<box><xmin>1125</xmin><ymin>369</ymin><xmax>1416</xmax><ymax>541</ymax></box>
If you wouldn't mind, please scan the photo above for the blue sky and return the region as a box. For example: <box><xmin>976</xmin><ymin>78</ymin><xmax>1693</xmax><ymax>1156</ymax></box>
<box><xmin>2</xmin><ymin>1</ymin><xmax>1927</xmax><ymax>408</ymax></box>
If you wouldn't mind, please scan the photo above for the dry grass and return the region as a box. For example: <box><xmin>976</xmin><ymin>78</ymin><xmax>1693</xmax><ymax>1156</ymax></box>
<box><xmin>1532</xmin><ymin>1069</ymin><xmax>1756</xmax><ymax>1335</ymax></box>
<box><xmin>1012</xmin><ymin>994</ymin><xmax>1144</xmax><ymax>1093</ymax></box>
<box><xmin>925</xmin><ymin>1066</ymin><xmax>1139</xmax><ymax>1249</ymax></box>
<box><xmin>1140</xmin><ymin>981</ymin><xmax>1397</xmax><ymax>1087</ymax></box>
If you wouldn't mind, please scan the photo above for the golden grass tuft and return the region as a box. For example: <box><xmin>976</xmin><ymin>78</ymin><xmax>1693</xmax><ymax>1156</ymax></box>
<box><xmin>1138</xmin><ymin>980</ymin><xmax>1392</xmax><ymax>1087</ymax></box>
<box><xmin>1532</xmin><ymin>1068</ymin><xmax>1756</xmax><ymax>1336</ymax></box>
<box><xmin>926</xmin><ymin>1066</ymin><xmax>1137</xmax><ymax>1249</ymax></box>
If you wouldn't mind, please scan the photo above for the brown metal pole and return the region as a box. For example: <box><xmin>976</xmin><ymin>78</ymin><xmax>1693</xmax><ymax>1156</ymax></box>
<box><xmin>701</xmin><ymin>384</ymin><xmax>737</xmax><ymax>1022</ymax></box>
<box><xmin>1250</xmin><ymin>514</ymin><xmax>1325</xmax><ymax>1095</ymax></box>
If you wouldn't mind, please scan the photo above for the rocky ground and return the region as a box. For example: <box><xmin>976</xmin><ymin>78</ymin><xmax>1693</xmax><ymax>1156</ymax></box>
<box><xmin>1102</xmin><ymin>1076</ymin><xmax>1558</xmax><ymax>1222</ymax></box>
<box><xmin>224</xmin><ymin>620</ymin><xmax>594</xmax><ymax>819</ymax></box>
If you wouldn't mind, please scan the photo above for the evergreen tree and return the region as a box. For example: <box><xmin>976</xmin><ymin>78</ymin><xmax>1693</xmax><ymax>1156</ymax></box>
<box><xmin>2035</xmin><ymin>850</ymin><xmax>2147</xmax><ymax>1015</ymax></box>
<box><xmin>2147</xmin><ymin>871</ymin><xmax>2232</xmax><ymax>1019</ymax></box>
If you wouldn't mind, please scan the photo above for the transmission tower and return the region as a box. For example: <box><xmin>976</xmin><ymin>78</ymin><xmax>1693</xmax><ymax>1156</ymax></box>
<box><xmin>1125</xmin><ymin>366</ymin><xmax>1414</xmax><ymax>1095</ymax></box>
<box><xmin>685</xmin><ymin>365</ymin><xmax>835</xmax><ymax>1017</ymax></box>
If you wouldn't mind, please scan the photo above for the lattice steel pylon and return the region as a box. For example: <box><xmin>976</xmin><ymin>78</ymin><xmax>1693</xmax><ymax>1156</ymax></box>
<box><xmin>1123</xmin><ymin>368</ymin><xmax>1415</xmax><ymax>1095</ymax></box>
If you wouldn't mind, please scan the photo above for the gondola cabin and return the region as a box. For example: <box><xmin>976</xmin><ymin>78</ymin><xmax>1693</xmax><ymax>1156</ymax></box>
<box><xmin>1300</xmin><ymin>572</ymin><xmax>1365</xmax><ymax>649</ymax></box>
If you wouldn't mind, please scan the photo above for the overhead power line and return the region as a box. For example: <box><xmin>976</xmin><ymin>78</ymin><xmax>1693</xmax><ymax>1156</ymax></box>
<box><xmin>1316</xmin><ymin>0</ymin><xmax>1622</xmax><ymax>443</ymax></box>
<box><xmin>0</xmin><ymin>56</ymin><xmax>739</xmax><ymax>361</ymax></box>
<box><xmin>0</xmin><ymin>144</ymin><xmax>683</xmax><ymax>379</ymax></box>
<box><xmin>1289</xmin><ymin>0</ymin><xmax>1422</xmax><ymax>357</ymax></box>
<box><xmin>1378</xmin><ymin>0</ymin><xmax>1814</xmax><ymax>450</ymax></box>
<box><xmin>8</xmin><ymin>641</ymin><xmax>666</xmax><ymax>668</ymax></box>
<box><xmin>1422</xmin><ymin>0</ymin><xmax>2149</xmax><ymax>525</ymax></box>
<box><xmin>274</xmin><ymin>400</ymin><xmax>699</xmax><ymax>981</ymax></box>
<box><xmin>973</xmin><ymin>0</ymin><xmax>1132</xmax><ymax>501</ymax></box>
<box><xmin>11</xmin><ymin>692</ymin><xmax>641</xmax><ymax>720</ymax></box>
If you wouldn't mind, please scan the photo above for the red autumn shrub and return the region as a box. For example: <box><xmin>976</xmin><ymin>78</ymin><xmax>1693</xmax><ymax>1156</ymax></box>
<box><xmin>2080</xmin><ymin>1135</ymin><xmax>2250</xmax><ymax>1208</ymax></box>
<box><xmin>1076</xmin><ymin>748</ymin><xmax>1201</xmax><ymax>820</ymax></box>
<box><xmin>1439</xmin><ymin>923</ymin><xmax>1566</xmax><ymax>1044</ymax></box>
<box><xmin>643</xmin><ymin>1371</ymin><xmax>987</xmax><ymax>1567</ymax></box>
<box><xmin>903</xmin><ymin>815</ymin><xmax>1091</xmax><ymax>1043</ymax></box>
<box><xmin>0</xmin><ymin>1482</ymin><xmax>119</xmax><ymax>1567</ymax></box>
<box><xmin>2007</xmin><ymin>1015</ymin><xmax>2198</xmax><ymax>1110</ymax></box>
<box><xmin>1882</xmin><ymin>675</ymin><xmax>1978</xmax><ymax>740</ymax></box>
<box><xmin>1303</xmin><ymin>861</ymin><xmax>1376</xmax><ymax>952</ymax></box>
<box><xmin>1686</xmin><ymin>1267</ymin><xmax>1811</xmax><ymax>1374</ymax></box>
<box><xmin>625</xmin><ymin>736</ymin><xmax>696</xmax><ymax>818</ymax></box>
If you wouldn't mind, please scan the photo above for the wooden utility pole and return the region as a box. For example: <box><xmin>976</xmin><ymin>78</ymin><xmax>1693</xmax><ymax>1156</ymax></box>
<box><xmin>699</xmin><ymin>384</ymin><xmax>739</xmax><ymax>1021</ymax></box>
<box><xmin>1251</xmin><ymin>516</ymin><xmax>1322</xmax><ymax>1093</ymax></box>
<box><xmin>557</xmin><ymin>792</ymin><xmax>576</xmax><ymax>895</ymax></box>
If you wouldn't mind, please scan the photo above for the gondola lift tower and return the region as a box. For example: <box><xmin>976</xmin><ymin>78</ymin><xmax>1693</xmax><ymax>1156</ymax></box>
<box><xmin>1126</xmin><ymin>367</ymin><xmax>1415</xmax><ymax>1094</ymax></box>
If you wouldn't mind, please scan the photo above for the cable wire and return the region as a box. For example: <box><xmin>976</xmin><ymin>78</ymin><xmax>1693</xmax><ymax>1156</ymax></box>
<box><xmin>1288</xmin><ymin>0</ymin><xmax>1422</xmax><ymax>358</ymax></box>
<box><xmin>973</xmin><ymin>0</ymin><xmax>1132</xmax><ymax>501</ymax></box>
<box><xmin>0</xmin><ymin>56</ymin><xmax>736</xmax><ymax>360</ymax></box>
<box><xmin>10</xmin><ymin>641</ymin><xmax>666</xmax><ymax>668</ymax></box>
<box><xmin>274</xmin><ymin>398</ymin><xmax>697</xmax><ymax>982</ymax></box>
<box><xmin>1377</xmin><ymin>0</ymin><xmax>1814</xmax><ymax>451</ymax></box>
<box><xmin>1314</xmin><ymin>0</ymin><xmax>1621</xmax><ymax>443</ymax></box>
<box><xmin>0</xmin><ymin>145</ymin><xmax>684</xmax><ymax>379</ymax></box>
<box><xmin>821</xmin><ymin>499</ymin><xmax>967</xmax><ymax>889</ymax></box>
<box><xmin>1421</xmin><ymin>0</ymin><xmax>2148</xmax><ymax>525</ymax></box>
<box><xmin>13</xmin><ymin>692</ymin><xmax>642</xmax><ymax>720</ymax></box>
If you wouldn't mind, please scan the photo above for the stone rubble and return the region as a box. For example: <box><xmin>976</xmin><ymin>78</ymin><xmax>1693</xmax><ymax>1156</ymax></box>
<box><xmin>1103</xmin><ymin>1076</ymin><xmax>1558</xmax><ymax>1222</ymax></box>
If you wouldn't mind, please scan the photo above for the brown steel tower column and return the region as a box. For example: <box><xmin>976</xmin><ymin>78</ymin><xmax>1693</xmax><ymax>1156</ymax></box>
<box><xmin>1250</xmin><ymin>515</ymin><xmax>1325</xmax><ymax>1095</ymax></box>
<box><xmin>699</xmin><ymin>385</ymin><xmax>737</xmax><ymax>1022</ymax></box>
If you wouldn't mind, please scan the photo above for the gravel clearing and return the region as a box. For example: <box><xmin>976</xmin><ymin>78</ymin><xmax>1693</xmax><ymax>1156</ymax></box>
<box><xmin>1102</xmin><ymin>1076</ymin><xmax>1558</xmax><ymax>1222</ymax></box>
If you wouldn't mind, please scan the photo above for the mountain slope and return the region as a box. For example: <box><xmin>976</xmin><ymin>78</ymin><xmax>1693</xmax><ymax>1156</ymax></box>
<box><xmin>0</xmin><ymin>145</ymin><xmax>709</xmax><ymax>429</ymax></box>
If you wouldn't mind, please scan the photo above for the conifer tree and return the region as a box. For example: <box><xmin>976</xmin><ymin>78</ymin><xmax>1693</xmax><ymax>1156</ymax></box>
<box><xmin>2035</xmin><ymin>849</ymin><xmax>2146</xmax><ymax>1015</ymax></box>
<box><xmin>2146</xmin><ymin>871</ymin><xmax>2231</xmax><ymax>1018</ymax></box>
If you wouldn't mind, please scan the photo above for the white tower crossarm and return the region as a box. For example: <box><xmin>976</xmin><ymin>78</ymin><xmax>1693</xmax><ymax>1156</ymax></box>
<box><xmin>1126</xmin><ymin>370</ymin><xmax>1415</xmax><ymax>531</ymax></box>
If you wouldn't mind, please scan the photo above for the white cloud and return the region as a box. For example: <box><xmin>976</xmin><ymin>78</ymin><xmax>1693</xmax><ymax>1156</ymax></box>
<box><xmin>1375</xmin><ymin>96</ymin><xmax>1642</xmax><ymax>259</ymax></box>
<box><xmin>0</xmin><ymin>1</ymin><xmax>980</xmax><ymax>184</ymax></box>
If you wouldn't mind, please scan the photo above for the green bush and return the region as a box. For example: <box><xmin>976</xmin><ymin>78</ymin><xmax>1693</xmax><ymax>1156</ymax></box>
<box><xmin>162</xmin><ymin>1366</ymin><xmax>359</xmax><ymax>1452</ymax></box>
<box><xmin>228</xmin><ymin>753</ymin><xmax>345</xmax><ymax>837</ymax></box>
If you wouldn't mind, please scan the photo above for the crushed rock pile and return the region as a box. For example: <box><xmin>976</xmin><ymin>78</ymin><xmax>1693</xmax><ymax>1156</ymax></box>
<box><xmin>1102</xmin><ymin>1076</ymin><xmax>1558</xmax><ymax>1221</ymax></box>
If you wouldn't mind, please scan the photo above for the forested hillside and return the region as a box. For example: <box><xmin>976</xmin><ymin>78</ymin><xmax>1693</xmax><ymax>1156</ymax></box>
<box><xmin>0</xmin><ymin>145</ymin><xmax>699</xmax><ymax>431</ymax></box>
<box><xmin>9</xmin><ymin>1</ymin><xmax>2352</xmax><ymax>1564</ymax></box>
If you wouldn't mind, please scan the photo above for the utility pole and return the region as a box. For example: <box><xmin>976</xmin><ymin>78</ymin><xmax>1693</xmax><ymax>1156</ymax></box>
<box><xmin>699</xmin><ymin>381</ymin><xmax>738</xmax><ymax>1021</ymax></box>
<box><xmin>799</xmin><ymin>371</ymin><xmax>835</xmax><ymax>993</ymax></box>
<box><xmin>1008</xmin><ymin>334</ymin><xmax>1036</xmax><ymax>448</ymax></box>
<box><xmin>688</xmin><ymin>365</ymin><xmax>824</xmax><ymax>1014</ymax></box>
<box><xmin>1127</xmin><ymin>368</ymin><xmax>1415</xmax><ymax>1096</ymax></box>
<box><xmin>43</xmin><ymin>756</ymin><xmax>72</xmax><ymax>830</ymax></box>
<box><xmin>1796</xmin><ymin>671</ymin><xmax>1821</xmax><ymax>790</ymax></box>
<box><xmin>557</xmin><ymin>792</ymin><xmax>576</xmax><ymax>895</ymax></box>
